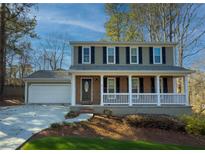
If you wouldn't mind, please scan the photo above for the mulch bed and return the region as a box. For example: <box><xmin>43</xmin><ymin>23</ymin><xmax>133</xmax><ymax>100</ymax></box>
<box><xmin>29</xmin><ymin>114</ymin><xmax>205</xmax><ymax>148</ymax></box>
<box><xmin>0</xmin><ymin>97</ymin><xmax>23</xmax><ymax>107</ymax></box>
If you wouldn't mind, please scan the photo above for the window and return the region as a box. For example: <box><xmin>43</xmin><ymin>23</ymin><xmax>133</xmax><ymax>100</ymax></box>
<box><xmin>107</xmin><ymin>78</ymin><xmax>116</xmax><ymax>93</ymax></box>
<box><xmin>153</xmin><ymin>47</ymin><xmax>162</xmax><ymax>64</ymax></box>
<box><xmin>82</xmin><ymin>47</ymin><xmax>91</xmax><ymax>64</ymax></box>
<box><xmin>132</xmin><ymin>78</ymin><xmax>139</xmax><ymax>93</ymax></box>
<box><xmin>160</xmin><ymin>78</ymin><xmax>163</xmax><ymax>93</ymax></box>
<box><xmin>107</xmin><ymin>47</ymin><xmax>115</xmax><ymax>64</ymax></box>
<box><xmin>130</xmin><ymin>47</ymin><xmax>138</xmax><ymax>64</ymax></box>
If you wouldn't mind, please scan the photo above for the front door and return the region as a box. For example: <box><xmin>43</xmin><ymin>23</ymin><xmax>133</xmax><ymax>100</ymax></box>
<box><xmin>81</xmin><ymin>78</ymin><xmax>92</xmax><ymax>102</ymax></box>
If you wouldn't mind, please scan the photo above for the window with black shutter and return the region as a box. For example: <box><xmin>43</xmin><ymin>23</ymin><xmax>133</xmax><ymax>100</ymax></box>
<box><xmin>103</xmin><ymin>47</ymin><xmax>107</xmax><ymax>64</ymax></box>
<box><xmin>103</xmin><ymin>77</ymin><xmax>107</xmax><ymax>93</ymax></box>
<box><xmin>116</xmin><ymin>77</ymin><xmax>120</xmax><ymax>93</ymax></box>
<box><xmin>78</xmin><ymin>46</ymin><xmax>82</xmax><ymax>64</ymax></box>
<box><xmin>139</xmin><ymin>47</ymin><xmax>142</xmax><ymax>64</ymax></box>
<box><xmin>149</xmin><ymin>47</ymin><xmax>153</xmax><ymax>64</ymax></box>
<box><xmin>139</xmin><ymin>78</ymin><xmax>144</xmax><ymax>93</ymax></box>
<box><xmin>116</xmin><ymin>47</ymin><xmax>119</xmax><ymax>64</ymax></box>
<box><xmin>91</xmin><ymin>46</ymin><xmax>95</xmax><ymax>64</ymax></box>
<box><xmin>162</xmin><ymin>47</ymin><xmax>166</xmax><ymax>64</ymax></box>
<box><xmin>163</xmin><ymin>78</ymin><xmax>168</xmax><ymax>93</ymax></box>
<box><xmin>126</xmin><ymin>47</ymin><xmax>130</xmax><ymax>64</ymax></box>
<box><xmin>151</xmin><ymin>77</ymin><xmax>155</xmax><ymax>93</ymax></box>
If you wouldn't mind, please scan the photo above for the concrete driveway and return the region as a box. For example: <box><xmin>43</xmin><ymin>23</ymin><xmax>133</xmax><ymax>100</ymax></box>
<box><xmin>0</xmin><ymin>105</ymin><xmax>69</xmax><ymax>150</ymax></box>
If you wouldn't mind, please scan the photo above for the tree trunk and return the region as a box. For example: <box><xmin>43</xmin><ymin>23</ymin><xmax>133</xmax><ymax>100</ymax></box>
<box><xmin>0</xmin><ymin>4</ymin><xmax>6</xmax><ymax>100</ymax></box>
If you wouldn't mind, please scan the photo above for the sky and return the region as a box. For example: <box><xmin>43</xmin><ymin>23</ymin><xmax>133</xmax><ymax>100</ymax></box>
<box><xmin>34</xmin><ymin>3</ymin><xmax>107</xmax><ymax>42</ymax></box>
<box><xmin>31</xmin><ymin>4</ymin><xmax>107</xmax><ymax>69</ymax></box>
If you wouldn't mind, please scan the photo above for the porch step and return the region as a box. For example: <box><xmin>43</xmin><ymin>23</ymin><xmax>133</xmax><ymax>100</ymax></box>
<box><xmin>79</xmin><ymin>108</ymin><xmax>94</xmax><ymax>113</ymax></box>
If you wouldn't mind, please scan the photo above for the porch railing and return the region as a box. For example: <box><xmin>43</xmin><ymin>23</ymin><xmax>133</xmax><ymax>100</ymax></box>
<box><xmin>103</xmin><ymin>93</ymin><xmax>129</xmax><ymax>105</ymax></box>
<box><xmin>102</xmin><ymin>93</ymin><xmax>186</xmax><ymax>106</ymax></box>
<box><xmin>160</xmin><ymin>93</ymin><xmax>186</xmax><ymax>105</ymax></box>
<box><xmin>132</xmin><ymin>93</ymin><xmax>158</xmax><ymax>104</ymax></box>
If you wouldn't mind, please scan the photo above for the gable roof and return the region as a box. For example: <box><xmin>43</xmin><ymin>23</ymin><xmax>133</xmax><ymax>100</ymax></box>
<box><xmin>69</xmin><ymin>41</ymin><xmax>177</xmax><ymax>47</ymax></box>
<box><xmin>24</xmin><ymin>70</ymin><xmax>71</xmax><ymax>81</ymax></box>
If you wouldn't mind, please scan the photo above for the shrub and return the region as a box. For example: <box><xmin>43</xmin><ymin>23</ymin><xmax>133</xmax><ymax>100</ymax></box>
<box><xmin>50</xmin><ymin>123</ymin><xmax>62</xmax><ymax>128</ymax></box>
<box><xmin>65</xmin><ymin>111</ymin><xmax>79</xmax><ymax>119</ymax></box>
<box><xmin>126</xmin><ymin>114</ymin><xmax>185</xmax><ymax>132</ymax></box>
<box><xmin>103</xmin><ymin>109</ymin><xmax>112</xmax><ymax>117</ymax></box>
<box><xmin>62</xmin><ymin>121</ymin><xmax>77</xmax><ymax>127</ymax></box>
<box><xmin>180</xmin><ymin>114</ymin><xmax>205</xmax><ymax>135</ymax></box>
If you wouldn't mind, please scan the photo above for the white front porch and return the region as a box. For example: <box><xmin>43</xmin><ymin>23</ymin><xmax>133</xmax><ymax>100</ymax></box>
<box><xmin>71</xmin><ymin>73</ymin><xmax>189</xmax><ymax>106</ymax></box>
<box><xmin>100</xmin><ymin>75</ymin><xmax>188</xmax><ymax>106</ymax></box>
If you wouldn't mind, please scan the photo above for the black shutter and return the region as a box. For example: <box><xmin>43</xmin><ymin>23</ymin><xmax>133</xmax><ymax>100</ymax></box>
<box><xmin>151</xmin><ymin>77</ymin><xmax>155</xmax><ymax>93</ymax></box>
<box><xmin>103</xmin><ymin>77</ymin><xmax>107</xmax><ymax>93</ymax></box>
<box><xmin>139</xmin><ymin>77</ymin><xmax>144</xmax><ymax>93</ymax></box>
<box><xmin>139</xmin><ymin>47</ymin><xmax>142</xmax><ymax>64</ymax></box>
<box><xmin>103</xmin><ymin>47</ymin><xmax>107</xmax><ymax>64</ymax></box>
<box><xmin>126</xmin><ymin>47</ymin><xmax>130</xmax><ymax>64</ymax></box>
<box><xmin>78</xmin><ymin>46</ymin><xmax>82</xmax><ymax>64</ymax></box>
<box><xmin>116</xmin><ymin>77</ymin><xmax>120</xmax><ymax>93</ymax></box>
<box><xmin>126</xmin><ymin>77</ymin><xmax>129</xmax><ymax>93</ymax></box>
<box><xmin>163</xmin><ymin>78</ymin><xmax>168</xmax><ymax>93</ymax></box>
<box><xmin>162</xmin><ymin>47</ymin><xmax>166</xmax><ymax>64</ymax></box>
<box><xmin>116</xmin><ymin>47</ymin><xmax>119</xmax><ymax>64</ymax></box>
<box><xmin>91</xmin><ymin>46</ymin><xmax>95</xmax><ymax>64</ymax></box>
<box><xmin>149</xmin><ymin>47</ymin><xmax>153</xmax><ymax>64</ymax></box>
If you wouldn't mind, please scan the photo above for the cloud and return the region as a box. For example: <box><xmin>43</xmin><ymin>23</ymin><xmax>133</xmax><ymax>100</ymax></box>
<box><xmin>37</xmin><ymin>11</ymin><xmax>105</xmax><ymax>33</ymax></box>
<box><xmin>49</xmin><ymin>17</ymin><xmax>105</xmax><ymax>33</ymax></box>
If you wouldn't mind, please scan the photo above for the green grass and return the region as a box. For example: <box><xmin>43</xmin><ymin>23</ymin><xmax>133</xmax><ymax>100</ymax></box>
<box><xmin>21</xmin><ymin>136</ymin><xmax>205</xmax><ymax>150</ymax></box>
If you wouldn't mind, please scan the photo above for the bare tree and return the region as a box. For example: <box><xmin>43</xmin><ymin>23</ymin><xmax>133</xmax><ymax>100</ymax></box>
<box><xmin>35</xmin><ymin>33</ymin><xmax>69</xmax><ymax>70</ymax></box>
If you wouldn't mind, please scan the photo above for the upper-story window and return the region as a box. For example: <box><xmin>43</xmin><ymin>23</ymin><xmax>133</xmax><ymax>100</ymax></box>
<box><xmin>130</xmin><ymin>47</ymin><xmax>139</xmax><ymax>64</ymax></box>
<box><xmin>107</xmin><ymin>47</ymin><xmax>115</xmax><ymax>64</ymax></box>
<box><xmin>153</xmin><ymin>47</ymin><xmax>162</xmax><ymax>64</ymax></box>
<box><xmin>82</xmin><ymin>46</ymin><xmax>91</xmax><ymax>64</ymax></box>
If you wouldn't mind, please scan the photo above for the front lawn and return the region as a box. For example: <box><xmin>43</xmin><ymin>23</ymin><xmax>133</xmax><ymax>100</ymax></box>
<box><xmin>21</xmin><ymin>136</ymin><xmax>204</xmax><ymax>150</ymax></box>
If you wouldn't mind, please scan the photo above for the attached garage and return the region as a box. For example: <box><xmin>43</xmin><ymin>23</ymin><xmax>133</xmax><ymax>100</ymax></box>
<box><xmin>24</xmin><ymin>70</ymin><xmax>72</xmax><ymax>104</ymax></box>
<box><xmin>28</xmin><ymin>84</ymin><xmax>71</xmax><ymax>104</ymax></box>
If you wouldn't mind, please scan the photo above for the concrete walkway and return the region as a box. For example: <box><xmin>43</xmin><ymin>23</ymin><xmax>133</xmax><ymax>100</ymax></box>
<box><xmin>0</xmin><ymin>105</ymin><xmax>92</xmax><ymax>150</ymax></box>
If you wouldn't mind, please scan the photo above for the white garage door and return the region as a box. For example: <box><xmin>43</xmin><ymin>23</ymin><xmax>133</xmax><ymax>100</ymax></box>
<box><xmin>28</xmin><ymin>84</ymin><xmax>71</xmax><ymax>104</ymax></box>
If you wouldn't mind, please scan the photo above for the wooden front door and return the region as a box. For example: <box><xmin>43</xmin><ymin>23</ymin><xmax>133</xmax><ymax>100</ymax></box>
<box><xmin>81</xmin><ymin>78</ymin><xmax>92</xmax><ymax>102</ymax></box>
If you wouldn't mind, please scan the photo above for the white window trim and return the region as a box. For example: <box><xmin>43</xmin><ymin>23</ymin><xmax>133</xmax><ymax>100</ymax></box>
<box><xmin>132</xmin><ymin>77</ymin><xmax>140</xmax><ymax>93</ymax></box>
<box><xmin>130</xmin><ymin>47</ymin><xmax>139</xmax><ymax>64</ymax></box>
<box><xmin>106</xmin><ymin>46</ymin><xmax>116</xmax><ymax>64</ymax></box>
<box><xmin>82</xmin><ymin>46</ymin><xmax>91</xmax><ymax>64</ymax></box>
<box><xmin>107</xmin><ymin>77</ymin><xmax>116</xmax><ymax>93</ymax></box>
<box><xmin>153</xmin><ymin>47</ymin><xmax>162</xmax><ymax>64</ymax></box>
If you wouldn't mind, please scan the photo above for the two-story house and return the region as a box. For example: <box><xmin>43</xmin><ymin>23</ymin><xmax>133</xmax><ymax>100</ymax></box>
<box><xmin>24</xmin><ymin>41</ymin><xmax>193</xmax><ymax>116</ymax></box>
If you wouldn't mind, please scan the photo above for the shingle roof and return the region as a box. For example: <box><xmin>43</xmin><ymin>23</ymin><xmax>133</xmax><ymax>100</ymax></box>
<box><xmin>25</xmin><ymin>70</ymin><xmax>71</xmax><ymax>80</ymax></box>
<box><xmin>69</xmin><ymin>65</ymin><xmax>193</xmax><ymax>74</ymax></box>
<box><xmin>69</xmin><ymin>41</ymin><xmax>177</xmax><ymax>46</ymax></box>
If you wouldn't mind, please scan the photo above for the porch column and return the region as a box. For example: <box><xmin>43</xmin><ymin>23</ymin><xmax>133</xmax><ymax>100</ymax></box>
<box><xmin>24</xmin><ymin>82</ymin><xmax>28</xmax><ymax>104</ymax></box>
<box><xmin>128</xmin><ymin>75</ymin><xmax>132</xmax><ymax>106</ymax></box>
<box><xmin>100</xmin><ymin>75</ymin><xmax>104</xmax><ymax>106</ymax></box>
<box><xmin>156</xmin><ymin>75</ymin><xmax>161</xmax><ymax>106</ymax></box>
<box><xmin>71</xmin><ymin>74</ymin><xmax>76</xmax><ymax>106</ymax></box>
<box><xmin>173</xmin><ymin>77</ymin><xmax>177</xmax><ymax>93</ymax></box>
<box><xmin>184</xmin><ymin>75</ymin><xmax>189</xmax><ymax>106</ymax></box>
